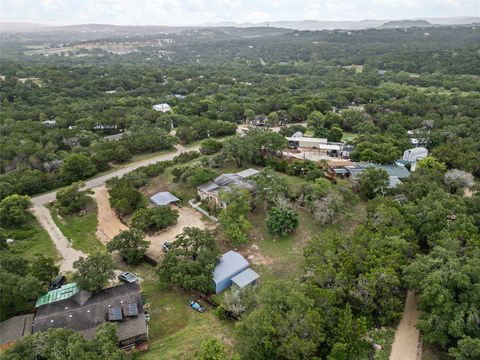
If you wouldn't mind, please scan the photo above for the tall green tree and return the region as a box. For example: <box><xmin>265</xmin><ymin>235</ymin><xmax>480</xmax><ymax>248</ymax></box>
<box><xmin>358</xmin><ymin>168</ymin><xmax>389</xmax><ymax>199</ymax></box>
<box><xmin>0</xmin><ymin>194</ymin><xmax>31</xmax><ymax>226</ymax></box>
<box><xmin>56</xmin><ymin>181</ymin><xmax>93</xmax><ymax>215</ymax></box>
<box><xmin>73</xmin><ymin>253</ymin><xmax>115</xmax><ymax>292</ymax></box>
<box><xmin>235</xmin><ymin>281</ymin><xmax>325</xmax><ymax>360</ymax></box>
<box><xmin>219</xmin><ymin>188</ymin><xmax>252</xmax><ymax>247</ymax></box>
<box><xmin>107</xmin><ymin>229</ymin><xmax>150</xmax><ymax>265</ymax></box>
<box><xmin>327</xmin><ymin>127</ymin><xmax>343</xmax><ymax>142</ymax></box>
<box><xmin>59</xmin><ymin>154</ymin><xmax>96</xmax><ymax>184</ymax></box>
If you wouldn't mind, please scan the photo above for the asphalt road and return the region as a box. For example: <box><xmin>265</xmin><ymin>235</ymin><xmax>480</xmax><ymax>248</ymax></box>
<box><xmin>32</xmin><ymin>144</ymin><xmax>198</xmax><ymax>207</ymax></box>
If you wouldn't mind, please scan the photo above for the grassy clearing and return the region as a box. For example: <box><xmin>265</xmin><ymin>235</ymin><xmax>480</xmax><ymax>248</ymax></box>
<box><xmin>342</xmin><ymin>132</ymin><xmax>357</xmax><ymax>142</ymax></box>
<box><xmin>245</xmin><ymin>190</ymin><xmax>366</xmax><ymax>284</ymax></box>
<box><xmin>142</xmin><ymin>291</ymin><xmax>234</xmax><ymax>360</ymax></box>
<box><xmin>50</xmin><ymin>200</ymin><xmax>105</xmax><ymax>254</ymax></box>
<box><xmin>6</xmin><ymin>217</ymin><xmax>59</xmax><ymax>261</ymax></box>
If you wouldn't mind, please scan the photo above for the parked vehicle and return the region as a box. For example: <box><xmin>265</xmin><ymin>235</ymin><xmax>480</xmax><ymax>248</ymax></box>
<box><xmin>118</xmin><ymin>272</ymin><xmax>139</xmax><ymax>283</ymax></box>
<box><xmin>189</xmin><ymin>300</ymin><xmax>205</xmax><ymax>313</ymax></box>
<box><xmin>144</xmin><ymin>311</ymin><xmax>151</xmax><ymax>322</ymax></box>
<box><xmin>162</xmin><ymin>241</ymin><xmax>171</xmax><ymax>252</ymax></box>
<box><xmin>48</xmin><ymin>275</ymin><xmax>66</xmax><ymax>291</ymax></box>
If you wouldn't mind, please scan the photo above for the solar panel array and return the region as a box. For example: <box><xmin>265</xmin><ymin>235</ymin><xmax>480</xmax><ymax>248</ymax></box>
<box><xmin>108</xmin><ymin>307</ymin><xmax>123</xmax><ymax>321</ymax></box>
<box><xmin>125</xmin><ymin>303</ymin><xmax>138</xmax><ymax>317</ymax></box>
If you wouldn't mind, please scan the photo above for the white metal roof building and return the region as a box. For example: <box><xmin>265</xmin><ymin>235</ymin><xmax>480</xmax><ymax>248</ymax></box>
<box><xmin>286</xmin><ymin>136</ymin><xmax>328</xmax><ymax>149</ymax></box>
<box><xmin>152</xmin><ymin>103</ymin><xmax>171</xmax><ymax>112</ymax></box>
<box><xmin>403</xmin><ymin>147</ymin><xmax>428</xmax><ymax>163</ymax></box>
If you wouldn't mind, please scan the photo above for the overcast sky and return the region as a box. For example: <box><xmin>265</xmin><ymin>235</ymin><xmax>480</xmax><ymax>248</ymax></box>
<box><xmin>1</xmin><ymin>0</ymin><xmax>479</xmax><ymax>26</ymax></box>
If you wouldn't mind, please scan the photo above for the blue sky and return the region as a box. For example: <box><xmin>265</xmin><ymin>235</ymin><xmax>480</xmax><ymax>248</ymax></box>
<box><xmin>1</xmin><ymin>0</ymin><xmax>479</xmax><ymax>25</ymax></box>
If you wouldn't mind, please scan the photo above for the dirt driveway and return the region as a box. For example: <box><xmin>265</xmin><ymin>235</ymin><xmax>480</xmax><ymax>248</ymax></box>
<box><xmin>145</xmin><ymin>206</ymin><xmax>210</xmax><ymax>262</ymax></box>
<box><xmin>94</xmin><ymin>186</ymin><xmax>128</xmax><ymax>244</ymax></box>
<box><xmin>94</xmin><ymin>186</ymin><xmax>210</xmax><ymax>262</ymax></box>
<box><xmin>389</xmin><ymin>290</ymin><xmax>421</xmax><ymax>360</ymax></box>
<box><xmin>32</xmin><ymin>206</ymin><xmax>87</xmax><ymax>272</ymax></box>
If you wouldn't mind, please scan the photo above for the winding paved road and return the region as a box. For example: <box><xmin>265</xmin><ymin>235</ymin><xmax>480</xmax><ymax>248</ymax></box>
<box><xmin>32</xmin><ymin>144</ymin><xmax>195</xmax><ymax>207</ymax></box>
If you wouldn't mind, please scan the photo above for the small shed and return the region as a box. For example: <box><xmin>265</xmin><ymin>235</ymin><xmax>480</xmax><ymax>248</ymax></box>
<box><xmin>213</xmin><ymin>251</ymin><xmax>249</xmax><ymax>294</ymax></box>
<box><xmin>231</xmin><ymin>268</ymin><xmax>260</xmax><ymax>289</ymax></box>
<box><xmin>150</xmin><ymin>192</ymin><xmax>180</xmax><ymax>206</ymax></box>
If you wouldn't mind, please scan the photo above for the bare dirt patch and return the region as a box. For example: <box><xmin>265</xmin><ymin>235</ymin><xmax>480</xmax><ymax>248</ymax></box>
<box><xmin>242</xmin><ymin>244</ymin><xmax>273</xmax><ymax>266</ymax></box>
<box><xmin>389</xmin><ymin>290</ymin><xmax>421</xmax><ymax>360</ymax></box>
<box><xmin>93</xmin><ymin>186</ymin><xmax>128</xmax><ymax>244</ymax></box>
<box><xmin>145</xmin><ymin>206</ymin><xmax>212</xmax><ymax>262</ymax></box>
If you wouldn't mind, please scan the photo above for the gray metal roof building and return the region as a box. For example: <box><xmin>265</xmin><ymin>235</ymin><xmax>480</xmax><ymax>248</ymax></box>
<box><xmin>150</xmin><ymin>191</ymin><xmax>180</xmax><ymax>206</ymax></box>
<box><xmin>198</xmin><ymin>168</ymin><xmax>259</xmax><ymax>202</ymax></box>
<box><xmin>231</xmin><ymin>268</ymin><xmax>260</xmax><ymax>288</ymax></box>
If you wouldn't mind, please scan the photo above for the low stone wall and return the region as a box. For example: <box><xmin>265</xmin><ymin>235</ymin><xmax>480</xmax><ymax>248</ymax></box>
<box><xmin>188</xmin><ymin>199</ymin><xmax>218</xmax><ymax>222</ymax></box>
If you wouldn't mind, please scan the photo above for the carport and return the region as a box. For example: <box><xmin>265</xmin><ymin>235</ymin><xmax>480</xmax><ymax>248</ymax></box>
<box><xmin>150</xmin><ymin>191</ymin><xmax>180</xmax><ymax>206</ymax></box>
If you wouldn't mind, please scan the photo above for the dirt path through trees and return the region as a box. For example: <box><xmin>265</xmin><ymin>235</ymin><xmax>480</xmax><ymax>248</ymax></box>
<box><xmin>94</xmin><ymin>186</ymin><xmax>128</xmax><ymax>244</ymax></box>
<box><xmin>31</xmin><ymin>206</ymin><xmax>87</xmax><ymax>272</ymax></box>
<box><xmin>389</xmin><ymin>290</ymin><xmax>421</xmax><ymax>360</ymax></box>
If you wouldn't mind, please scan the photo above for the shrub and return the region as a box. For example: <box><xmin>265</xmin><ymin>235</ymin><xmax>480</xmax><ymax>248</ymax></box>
<box><xmin>266</xmin><ymin>205</ymin><xmax>299</xmax><ymax>236</ymax></box>
<box><xmin>0</xmin><ymin>194</ymin><xmax>31</xmax><ymax>227</ymax></box>
<box><xmin>200</xmin><ymin>139</ymin><xmax>223</xmax><ymax>155</ymax></box>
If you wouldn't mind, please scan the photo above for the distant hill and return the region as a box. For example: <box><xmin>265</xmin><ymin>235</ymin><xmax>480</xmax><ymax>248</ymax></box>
<box><xmin>0</xmin><ymin>22</ymin><xmax>51</xmax><ymax>33</ymax></box>
<box><xmin>204</xmin><ymin>17</ymin><xmax>479</xmax><ymax>31</ymax></box>
<box><xmin>381</xmin><ymin>20</ymin><xmax>432</xmax><ymax>29</ymax></box>
<box><xmin>1</xmin><ymin>16</ymin><xmax>478</xmax><ymax>38</ymax></box>
<box><xmin>426</xmin><ymin>16</ymin><xmax>480</xmax><ymax>25</ymax></box>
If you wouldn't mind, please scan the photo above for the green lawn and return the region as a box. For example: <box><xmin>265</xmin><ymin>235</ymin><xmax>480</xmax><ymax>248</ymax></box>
<box><xmin>142</xmin><ymin>291</ymin><xmax>234</xmax><ymax>360</ymax></box>
<box><xmin>6</xmin><ymin>218</ymin><xmax>59</xmax><ymax>261</ymax></box>
<box><xmin>246</xmin><ymin>197</ymin><xmax>366</xmax><ymax>283</ymax></box>
<box><xmin>342</xmin><ymin>132</ymin><xmax>357</xmax><ymax>142</ymax></box>
<box><xmin>50</xmin><ymin>201</ymin><xmax>105</xmax><ymax>254</ymax></box>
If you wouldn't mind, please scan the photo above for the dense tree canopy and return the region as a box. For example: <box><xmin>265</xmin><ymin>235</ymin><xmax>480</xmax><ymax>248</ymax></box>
<box><xmin>157</xmin><ymin>227</ymin><xmax>220</xmax><ymax>293</ymax></box>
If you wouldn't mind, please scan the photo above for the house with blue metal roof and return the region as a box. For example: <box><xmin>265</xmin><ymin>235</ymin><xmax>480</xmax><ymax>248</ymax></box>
<box><xmin>212</xmin><ymin>251</ymin><xmax>260</xmax><ymax>294</ymax></box>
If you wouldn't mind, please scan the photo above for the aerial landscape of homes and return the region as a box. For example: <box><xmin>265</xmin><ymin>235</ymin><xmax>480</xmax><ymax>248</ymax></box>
<box><xmin>0</xmin><ymin>8</ymin><xmax>479</xmax><ymax>360</ymax></box>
